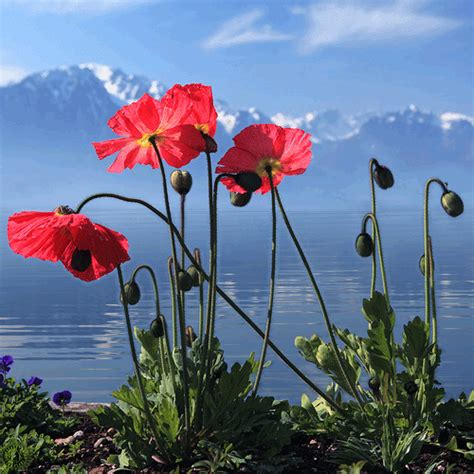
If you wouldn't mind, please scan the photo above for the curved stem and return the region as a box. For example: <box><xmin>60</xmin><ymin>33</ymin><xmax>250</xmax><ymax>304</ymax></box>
<box><xmin>423</xmin><ymin>178</ymin><xmax>447</xmax><ymax>333</ymax></box>
<box><xmin>167</xmin><ymin>257</ymin><xmax>178</xmax><ymax>349</ymax></box>
<box><xmin>75</xmin><ymin>192</ymin><xmax>342</xmax><ymax>411</ymax></box>
<box><xmin>253</xmin><ymin>170</ymin><xmax>277</xmax><ymax>394</ymax></box>
<box><xmin>369</xmin><ymin>158</ymin><xmax>378</xmax><ymax>298</ymax></box>
<box><xmin>150</xmin><ymin>140</ymin><xmax>191</xmax><ymax>445</ymax></box>
<box><xmin>275</xmin><ymin>189</ymin><xmax>363</xmax><ymax>405</ymax></box>
<box><xmin>361</xmin><ymin>213</ymin><xmax>390</xmax><ymax>307</ymax></box>
<box><xmin>129</xmin><ymin>264</ymin><xmax>174</xmax><ymax>378</ymax></box>
<box><xmin>129</xmin><ymin>264</ymin><xmax>161</xmax><ymax>318</ymax></box>
<box><xmin>116</xmin><ymin>265</ymin><xmax>164</xmax><ymax>457</ymax></box>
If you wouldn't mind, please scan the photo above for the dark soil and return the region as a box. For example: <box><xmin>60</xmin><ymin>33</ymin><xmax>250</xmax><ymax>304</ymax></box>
<box><xmin>29</xmin><ymin>412</ymin><xmax>474</xmax><ymax>473</ymax></box>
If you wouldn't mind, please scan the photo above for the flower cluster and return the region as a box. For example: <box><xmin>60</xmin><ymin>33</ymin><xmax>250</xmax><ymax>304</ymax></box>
<box><xmin>8</xmin><ymin>83</ymin><xmax>312</xmax><ymax>281</ymax></box>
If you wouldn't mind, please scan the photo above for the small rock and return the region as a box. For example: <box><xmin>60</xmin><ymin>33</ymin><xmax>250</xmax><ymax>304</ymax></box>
<box><xmin>94</xmin><ymin>437</ymin><xmax>106</xmax><ymax>449</ymax></box>
<box><xmin>73</xmin><ymin>430</ymin><xmax>84</xmax><ymax>439</ymax></box>
<box><xmin>309</xmin><ymin>438</ymin><xmax>318</xmax><ymax>446</ymax></box>
<box><xmin>107</xmin><ymin>427</ymin><xmax>115</xmax><ymax>435</ymax></box>
<box><xmin>105</xmin><ymin>436</ymin><xmax>113</xmax><ymax>442</ymax></box>
<box><xmin>54</xmin><ymin>435</ymin><xmax>75</xmax><ymax>445</ymax></box>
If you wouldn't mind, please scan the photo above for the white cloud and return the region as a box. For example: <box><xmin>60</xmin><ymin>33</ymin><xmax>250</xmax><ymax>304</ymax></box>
<box><xmin>202</xmin><ymin>9</ymin><xmax>292</xmax><ymax>50</ymax></box>
<box><xmin>4</xmin><ymin>0</ymin><xmax>155</xmax><ymax>14</ymax></box>
<box><xmin>0</xmin><ymin>66</ymin><xmax>27</xmax><ymax>86</ymax></box>
<box><xmin>295</xmin><ymin>1</ymin><xmax>461</xmax><ymax>53</ymax></box>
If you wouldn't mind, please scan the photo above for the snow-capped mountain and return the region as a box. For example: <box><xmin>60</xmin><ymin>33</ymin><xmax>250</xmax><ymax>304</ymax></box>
<box><xmin>80</xmin><ymin>63</ymin><xmax>167</xmax><ymax>104</ymax></box>
<box><xmin>0</xmin><ymin>64</ymin><xmax>472</xmax><ymax>209</ymax></box>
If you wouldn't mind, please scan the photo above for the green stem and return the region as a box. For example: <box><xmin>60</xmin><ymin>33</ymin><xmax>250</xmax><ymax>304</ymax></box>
<box><xmin>194</xmin><ymin>248</ymin><xmax>205</xmax><ymax>341</ymax></box>
<box><xmin>150</xmin><ymin>139</ymin><xmax>191</xmax><ymax>445</ymax></box>
<box><xmin>275</xmin><ymin>188</ymin><xmax>364</xmax><ymax>406</ymax></box>
<box><xmin>428</xmin><ymin>237</ymin><xmax>437</xmax><ymax>345</ymax></box>
<box><xmin>180</xmin><ymin>193</ymin><xmax>186</xmax><ymax>352</ymax></box>
<box><xmin>253</xmin><ymin>170</ymin><xmax>277</xmax><ymax>394</ymax></box>
<box><xmin>423</xmin><ymin>178</ymin><xmax>447</xmax><ymax>334</ymax></box>
<box><xmin>369</xmin><ymin>159</ymin><xmax>378</xmax><ymax>298</ymax></box>
<box><xmin>167</xmin><ymin>257</ymin><xmax>178</xmax><ymax>349</ymax></box>
<box><xmin>116</xmin><ymin>265</ymin><xmax>164</xmax><ymax>456</ymax></box>
<box><xmin>195</xmin><ymin>153</ymin><xmax>217</xmax><ymax>428</ymax></box>
<box><xmin>180</xmin><ymin>195</ymin><xmax>186</xmax><ymax>268</ymax></box>
<box><xmin>75</xmin><ymin>192</ymin><xmax>342</xmax><ymax>412</ymax></box>
<box><xmin>361</xmin><ymin>213</ymin><xmax>390</xmax><ymax>307</ymax></box>
<box><xmin>128</xmin><ymin>264</ymin><xmax>168</xmax><ymax>375</ymax></box>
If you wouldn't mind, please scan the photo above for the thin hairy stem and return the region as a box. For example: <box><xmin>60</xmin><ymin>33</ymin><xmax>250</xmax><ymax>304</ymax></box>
<box><xmin>361</xmin><ymin>213</ymin><xmax>390</xmax><ymax>307</ymax></box>
<box><xmin>116</xmin><ymin>266</ymin><xmax>164</xmax><ymax>457</ymax></box>
<box><xmin>423</xmin><ymin>178</ymin><xmax>447</xmax><ymax>334</ymax></box>
<box><xmin>167</xmin><ymin>257</ymin><xmax>178</xmax><ymax>348</ymax></box>
<box><xmin>369</xmin><ymin>159</ymin><xmax>378</xmax><ymax>298</ymax></box>
<box><xmin>75</xmin><ymin>192</ymin><xmax>342</xmax><ymax>411</ymax></box>
<box><xmin>275</xmin><ymin>188</ymin><xmax>364</xmax><ymax>406</ymax></box>
<box><xmin>253</xmin><ymin>170</ymin><xmax>277</xmax><ymax>394</ymax></box>
<box><xmin>194</xmin><ymin>248</ymin><xmax>205</xmax><ymax>340</ymax></box>
<box><xmin>150</xmin><ymin>140</ymin><xmax>191</xmax><ymax>445</ymax></box>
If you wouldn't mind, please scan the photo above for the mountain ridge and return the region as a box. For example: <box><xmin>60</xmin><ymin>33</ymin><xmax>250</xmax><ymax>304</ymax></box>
<box><xmin>0</xmin><ymin>63</ymin><xmax>472</xmax><ymax>210</ymax></box>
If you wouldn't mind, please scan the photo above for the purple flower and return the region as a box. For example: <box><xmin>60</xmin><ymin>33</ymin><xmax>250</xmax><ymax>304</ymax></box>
<box><xmin>0</xmin><ymin>355</ymin><xmax>13</xmax><ymax>374</ymax></box>
<box><xmin>52</xmin><ymin>390</ymin><xmax>72</xmax><ymax>407</ymax></box>
<box><xmin>27</xmin><ymin>376</ymin><xmax>43</xmax><ymax>387</ymax></box>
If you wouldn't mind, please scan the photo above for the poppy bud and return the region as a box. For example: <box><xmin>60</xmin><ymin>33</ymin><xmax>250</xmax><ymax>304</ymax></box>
<box><xmin>202</xmin><ymin>134</ymin><xmax>218</xmax><ymax>154</ymax></box>
<box><xmin>438</xmin><ymin>426</ymin><xmax>450</xmax><ymax>444</ymax></box>
<box><xmin>418</xmin><ymin>254</ymin><xmax>434</xmax><ymax>276</ymax></box>
<box><xmin>71</xmin><ymin>249</ymin><xmax>92</xmax><ymax>272</ymax></box>
<box><xmin>355</xmin><ymin>233</ymin><xmax>373</xmax><ymax>257</ymax></box>
<box><xmin>170</xmin><ymin>170</ymin><xmax>193</xmax><ymax>195</ymax></box>
<box><xmin>177</xmin><ymin>270</ymin><xmax>193</xmax><ymax>292</ymax></box>
<box><xmin>230</xmin><ymin>192</ymin><xmax>252</xmax><ymax>207</ymax></box>
<box><xmin>235</xmin><ymin>172</ymin><xmax>262</xmax><ymax>193</ymax></box>
<box><xmin>185</xmin><ymin>326</ymin><xmax>197</xmax><ymax>348</ymax></box>
<box><xmin>441</xmin><ymin>191</ymin><xmax>464</xmax><ymax>217</ymax></box>
<box><xmin>150</xmin><ymin>317</ymin><xmax>165</xmax><ymax>338</ymax></box>
<box><xmin>120</xmin><ymin>281</ymin><xmax>141</xmax><ymax>306</ymax></box>
<box><xmin>186</xmin><ymin>265</ymin><xmax>201</xmax><ymax>287</ymax></box>
<box><xmin>374</xmin><ymin>165</ymin><xmax>394</xmax><ymax>189</ymax></box>
<box><xmin>404</xmin><ymin>380</ymin><xmax>417</xmax><ymax>396</ymax></box>
<box><xmin>368</xmin><ymin>377</ymin><xmax>380</xmax><ymax>395</ymax></box>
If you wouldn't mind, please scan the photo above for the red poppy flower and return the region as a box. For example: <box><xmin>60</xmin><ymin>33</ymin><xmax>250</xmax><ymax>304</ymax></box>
<box><xmin>216</xmin><ymin>124</ymin><xmax>312</xmax><ymax>194</ymax></box>
<box><xmin>8</xmin><ymin>207</ymin><xmax>130</xmax><ymax>282</ymax></box>
<box><xmin>164</xmin><ymin>83</ymin><xmax>217</xmax><ymax>138</ymax></box>
<box><xmin>92</xmin><ymin>93</ymin><xmax>204</xmax><ymax>172</ymax></box>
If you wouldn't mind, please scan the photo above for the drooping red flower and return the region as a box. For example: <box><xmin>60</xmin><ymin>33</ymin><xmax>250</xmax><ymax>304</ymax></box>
<box><xmin>164</xmin><ymin>83</ymin><xmax>218</xmax><ymax>138</ymax></box>
<box><xmin>216</xmin><ymin>124</ymin><xmax>312</xmax><ymax>194</ymax></box>
<box><xmin>8</xmin><ymin>207</ymin><xmax>130</xmax><ymax>282</ymax></box>
<box><xmin>92</xmin><ymin>93</ymin><xmax>205</xmax><ymax>172</ymax></box>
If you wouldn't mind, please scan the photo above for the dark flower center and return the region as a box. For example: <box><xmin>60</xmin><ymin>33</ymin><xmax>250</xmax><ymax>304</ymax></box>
<box><xmin>54</xmin><ymin>205</ymin><xmax>75</xmax><ymax>215</ymax></box>
<box><xmin>71</xmin><ymin>249</ymin><xmax>92</xmax><ymax>272</ymax></box>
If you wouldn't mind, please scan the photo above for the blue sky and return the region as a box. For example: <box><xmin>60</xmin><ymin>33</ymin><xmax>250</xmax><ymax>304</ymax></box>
<box><xmin>0</xmin><ymin>0</ymin><xmax>472</xmax><ymax>116</ymax></box>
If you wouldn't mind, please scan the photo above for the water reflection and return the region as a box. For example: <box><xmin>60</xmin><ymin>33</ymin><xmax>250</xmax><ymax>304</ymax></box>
<box><xmin>0</xmin><ymin>209</ymin><xmax>472</xmax><ymax>403</ymax></box>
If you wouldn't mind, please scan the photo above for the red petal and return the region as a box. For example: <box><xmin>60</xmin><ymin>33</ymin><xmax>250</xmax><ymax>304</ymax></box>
<box><xmin>93</xmin><ymin>138</ymin><xmax>134</xmax><ymax>160</ymax></box>
<box><xmin>233</xmin><ymin>124</ymin><xmax>282</xmax><ymax>158</ymax></box>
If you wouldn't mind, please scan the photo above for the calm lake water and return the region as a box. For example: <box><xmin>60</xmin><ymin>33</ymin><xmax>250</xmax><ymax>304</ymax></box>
<box><xmin>0</xmin><ymin>206</ymin><xmax>473</xmax><ymax>403</ymax></box>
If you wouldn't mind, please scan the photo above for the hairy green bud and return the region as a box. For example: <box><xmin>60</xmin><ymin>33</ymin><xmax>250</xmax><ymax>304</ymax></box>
<box><xmin>441</xmin><ymin>191</ymin><xmax>464</xmax><ymax>217</ymax></box>
<box><xmin>120</xmin><ymin>281</ymin><xmax>141</xmax><ymax>306</ymax></box>
<box><xmin>230</xmin><ymin>191</ymin><xmax>252</xmax><ymax>207</ymax></box>
<box><xmin>170</xmin><ymin>170</ymin><xmax>193</xmax><ymax>195</ymax></box>
<box><xmin>150</xmin><ymin>316</ymin><xmax>165</xmax><ymax>338</ymax></box>
<box><xmin>355</xmin><ymin>233</ymin><xmax>373</xmax><ymax>257</ymax></box>
<box><xmin>177</xmin><ymin>270</ymin><xmax>193</xmax><ymax>292</ymax></box>
<box><xmin>186</xmin><ymin>265</ymin><xmax>201</xmax><ymax>287</ymax></box>
<box><xmin>374</xmin><ymin>164</ymin><xmax>394</xmax><ymax>189</ymax></box>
